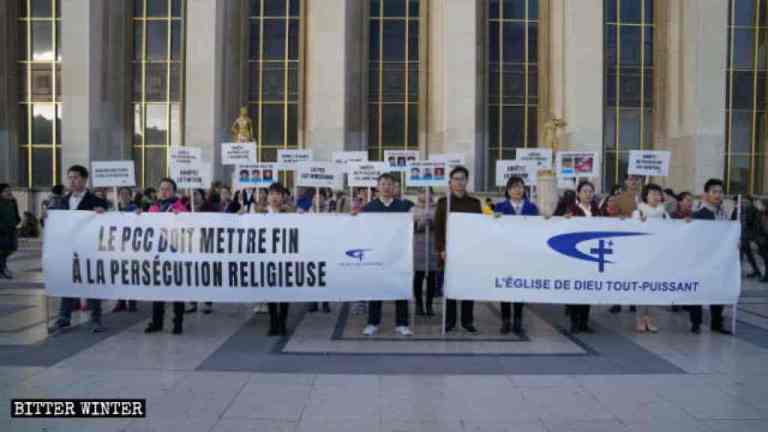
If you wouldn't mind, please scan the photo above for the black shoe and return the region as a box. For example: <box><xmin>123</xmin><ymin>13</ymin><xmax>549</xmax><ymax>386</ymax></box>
<box><xmin>90</xmin><ymin>321</ymin><xmax>106</xmax><ymax>333</ymax></box>
<box><xmin>144</xmin><ymin>323</ymin><xmax>163</xmax><ymax>334</ymax></box>
<box><xmin>172</xmin><ymin>323</ymin><xmax>183</xmax><ymax>335</ymax></box>
<box><xmin>185</xmin><ymin>305</ymin><xmax>198</xmax><ymax>314</ymax></box>
<box><xmin>322</xmin><ymin>303</ymin><xmax>331</xmax><ymax>313</ymax></box>
<box><xmin>513</xmin><ymin>317</ymin><xmax>523</xmax><ymax>335</ymax></box>
<box><xmin>0</xmin><ymin>269</ymin><xmax>12</xmax><ymax>279</ymax></box>
<box><xmin>308</xmin><ymin>303</ymin><xmax>319</xmax><ymax>313</ymax></box>
<box><xmin>444</xmin><ymin>325</ymin><xmax>455</xmax><ymax>333</ymax></box>
<box><xmin>462</xmin><ymin>324</ymin><xmax>478</xmax><ymax>334</ymax></box>
<box><xmin>112</xmin><ymin>303</ymin><xmax>127</xmax><ymax>313</ymax></box>
<box><xmin>609</xmin><ymin>305</ymin><xmax>621</xmax><ymax>314</ymax></box>
<box><xmin>746</xmin><ymin>271</ymin><xmax>760</xmax><ymax>279</ymax></box>
<box><xmin>691</xmin><ymin>324</ymin><xmax>701</xmax><ymax>334</ymax></box>
<box><xmin>415</xmin><ymin>304</ymin><xmax>425</xmax><ymax>316</ymax></box>
<box><xmin>570</xmin><ymin>322</ymin><xmax>580</xmax><ymax>334</ymax></box>
<box><xmin>761</xmin><ymin>275</ymin><xmax>768</xmax><ymax>283</ymax></box>
<box><xmin>267</xmin><ymin>327</ymin><xmax>279</xmax><ymax>336</ymax></box>
<box><xmin>203</xmin><ymin>307</ymin><xmax>212</xmax><ymax>315</ymax></box>
<box><xmin>49</xmin><ymin>320</ymin><xmax>71</xmax><ymax>333</ymax></box>
<box><xmin>712</xmin><ymin>326</ymin><xmax>732</xmax><ymax>335</ymax></box>
<box><xmin>581</xmin><ymin>326</ymin><xmax>595</xmax><ymax>334</ymax></box>
<box><xmin>671</xmin><ymin>306</ymin><xmax>680</xmax><ymax>312</ymax></box>
<box><xmin>425</xmin><ymin>304</ymin><xmax>434</xmax><ymax>317</ymax></box>
<box><xmin>279</xmin><ymin>322</ymin><xmax>288</xmax><ymax>336</ymax></box>
<box><xmin>500</xmin><ymin>321</ymin><xmax>512</xmax><ymax>335</ymax></box>
<box><xmin>629</xmin><ymin>306</ymin><xmax>637</xmax><ymax>312</ymax></box>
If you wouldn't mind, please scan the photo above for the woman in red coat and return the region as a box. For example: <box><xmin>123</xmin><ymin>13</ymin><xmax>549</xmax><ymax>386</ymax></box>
<box><xmin>566</xmin><ymin>181</ymin><xmax>600</xmax><ymax>334</ymax></box>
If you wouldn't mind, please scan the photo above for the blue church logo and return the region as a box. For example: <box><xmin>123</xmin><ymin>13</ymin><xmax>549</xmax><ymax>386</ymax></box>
<box><xmin>547</xmin><ymin>232</ymin><xmax>648</xmax><ymax>272</ymax></box>
<box><xmin>345</xmin><ymin>249</ymin><xmax>372</xmax><ymax>262</ymax></box>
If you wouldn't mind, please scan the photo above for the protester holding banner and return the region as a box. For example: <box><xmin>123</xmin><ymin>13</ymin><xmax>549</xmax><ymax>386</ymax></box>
<box><xmin>112</xmin><ymin>187</ymin><xmax>139</xmax><ymax>313</ymax></box>
<box><xmin>305</xmin><ymin>191</ymin><xmax>331</xmax><ymax>314</ymax></box>
<box><xmin>48</xmin><ymin>165</ymin><xmax>109</xmax><ymax>334</ymax></box>
<box><xmin>554</xmin><ymin>190</ymin><xmax>576</xmax><ymax>217</ymax></box>
<box><xmin>0</xmin><ymin>184</ymin><xmax>20</xmax><ymax>280</ymax></box>
<box><xmin>688</xmin><ymin>179</ymin><xmax>732</xmax><ymax>335</ymax></box>
<box><xmin>733</xmin><ymin>197</ymin><xmax>762</xmax><ymax>280</ymax></box>
<box><xmin>616</xmin><ymin>175</ymin><xmax>642</xmax><ymax>217</ymax></box>
<box><xmin>358</xmin><ymin>173</ymin><xmax>414</xmax><ymax>337</ymax></box>
<box><xmin>565</xmin><ymin>181</ymin><xmax>600</xmax><ymax>334</ymax></box>
<box><xmin>144</xmin><ymin>178</ymin><xmax>188</xmax><ymax>335</ymax></box>
<box><xmin>259</xmin><ymin>183</ymin><xmax>293</xmax><ymax>336</ymax></box>
<box><xmin>630</xmin><ymin>183</ymin><xmax>671</xmax><ymax>333</ymax></box>
<box><xmin>671</xmin><ymin>192</ymin><xmax>694</xmax><ymax>220</ymax></box>
<box><xmin>435</xmin><ymin>166</ymin><xmax>481</xmax><ymax>333</ymax></box>
<box><xmin>493</xmin><ymin>176</ymin><xmax>539</xmax><ymax>335</ymax></box>
<box><xmin>412</xmin><ymin>188</ymin><xmax>438</xmax><ymax>317</ymax></box>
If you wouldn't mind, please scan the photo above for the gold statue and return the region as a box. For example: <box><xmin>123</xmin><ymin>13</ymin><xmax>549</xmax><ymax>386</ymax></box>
<box><xmin>542</xmin><ymin>116</ymin><xmax>567</xmax><ymax>153</ymax></box>
<box><xmin>231</xmin><ymin>106</ymin><xmax>254</xmax><ymax>142</ymax></box>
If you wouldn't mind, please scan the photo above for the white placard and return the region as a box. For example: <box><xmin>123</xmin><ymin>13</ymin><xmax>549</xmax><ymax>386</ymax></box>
<box><xmin>43</xmin><ymin>212</ymin><xmax>413</xmax><ymax>303</ymax></box>
<box><xmin>169</xmin><ymin>146</ymin><xmax>202</xmax><ymax>171</ymax></box>
<box><xmin>516</xmin><ymin>148</ymin><xmax>553</xmax><ymax>170</ymax></box>
<box><xmin>384</xmin><ymin>150</ymin><xmax>420</xmax><ymax>172</ymax></box>
<box><xmin>495</xmin><ymin>160</ymin><xmax>539</xmax><ymax>187</ymax></box>
<box><xmin>348</xmin><ymin>162</ymin><xmax>386</xmax><ymax>188</ymax></box>
<box><xmin>221</xmin><ymin>142</ymin><xmax>257</xmax><ymax>165</ymax></box>
<box><xmin>429</xmin><ymin>153</ymin><xmax>466</xmax><ymax>172</ymax></box>
<box><xmin>333</xmin><ymin>151</ymin><xmax>368</xmax><ymax>168</ymax></box>
<box><xmin>556</xmin><ymin>151</ymin><xmax>599</xmax><ymax>179</ymax></box>
<box><xmin>628</xmin><ymin>150</ymin><xmax>671</xmax><ymax>177</ymax></box>
<box><xmin>296</xmin><ymin>161</ymin><xmax>341</xmax><ymax>189</ymax></box>
<box><xmin>235</xmin><ymin>163</ymin><xmax>278</xmax><ymax>189</ymax></box>
<box><xmin>445</xmin><ymin>214</ymin><xmax>741</xmax><ymax>305</ymax></box>
<box><xmin>405</xmin><ymin>161</ymin><xmax>448</xmax><ymax>188</ymax></box>
<box><xmin>91</xmin><ymin>161</ymin><xmax>136</xmax><ymax>188</ymax></box>
<box><xmin>277</xmin><ymin>149</ymin><xmax>313</xmax><ymax>170</ymax></box>
<box><xmin>172</xmin><ymin>161</ymin><xmax>211</xmax><ymax>189</ymax></box>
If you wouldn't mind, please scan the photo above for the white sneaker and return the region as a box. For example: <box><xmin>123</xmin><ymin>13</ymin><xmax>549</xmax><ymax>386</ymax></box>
<box><xmin>395</xmin><ymin>326</ymin><xmax>414</xmax><ymax>336</ymax></box>
<box><xmin>362</xmin><ymin>325</ymin><xmax>379</xmax><ymax>336</ymax></box>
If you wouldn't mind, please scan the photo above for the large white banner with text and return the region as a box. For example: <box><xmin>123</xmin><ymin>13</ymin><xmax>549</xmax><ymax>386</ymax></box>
<box><xmin>44</xmin><ymin>212</ymin><xmax>413</xmax><ymax>302</ymax></box>
<box><xmin>445</xmin><ymin>214</ymin><xmax>740</xmax><ymax>305</ymax></box>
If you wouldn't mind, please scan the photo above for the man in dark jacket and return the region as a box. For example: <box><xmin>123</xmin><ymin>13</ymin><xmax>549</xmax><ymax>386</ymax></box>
<box><xmin>689</xmin><ymin>178</ymin><xmax>732</xmax><ymax>335</ymax></box>
<box><xmin>48</xmin><ymin>165</ymin><xmax>108</xmax><ymax>334</ymax></box>
<box><xmin>358</xmin><ymin>173</ymin><xmax>414</xmax><ymax>337</ymax></box>
<box><xmin>0</xmin><ymin>184</ymin><xmax>21</xmax><ymax>279</ymax></box>
<box><xmin>435</xmin><ymin>166</ymin><xmax>482</xmax><ymax>333</ymax></box>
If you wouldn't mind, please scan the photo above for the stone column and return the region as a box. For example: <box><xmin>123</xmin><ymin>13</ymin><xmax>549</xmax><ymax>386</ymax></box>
<box><xmin>658</xmin><ymin>0</ymin><xmax>728</xmax><ymax>192</ymax></box>
<box><xmin>429</xmin><ymin>0</ymin><xmax>481</xmax><ymax>190</ymax></box>
<box><xmin>60</xmin><ymin>0</ymin><xmax>132</xmax><ymax>180</ymax></box>
<box><xmin>548</xmin><ymin>0</ymin><xmax>603</xmax><ymax>158</ymax></box>
<box><xmin>184</xmin><ymin>0</ymin><xmax>228</xmax><ymax>180</ymax></box>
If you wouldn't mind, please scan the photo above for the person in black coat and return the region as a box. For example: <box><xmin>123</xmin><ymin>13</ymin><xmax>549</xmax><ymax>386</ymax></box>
<box><xmin>48</xmin><ymin>165</ymin><xmax>109</xmax><ymax>333</ymax></box>
<box><xmin>0</xmin><ymin>184</ymin><xmax>21</xmax><ymax>279</ymax></box>
<box><xmin>689</xmin><ymin>179</ymin><xmax>732</xmax><ymax>335</ymax></box>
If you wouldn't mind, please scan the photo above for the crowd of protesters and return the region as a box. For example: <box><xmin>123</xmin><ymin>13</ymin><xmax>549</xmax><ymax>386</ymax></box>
<box><xmin>3</xmin><ymin>163</ymin><xmax>766</xmax><ymax>338</ymax></box>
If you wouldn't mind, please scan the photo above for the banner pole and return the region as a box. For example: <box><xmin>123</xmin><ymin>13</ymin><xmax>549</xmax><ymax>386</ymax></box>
<box><xmin>442</xmin><ymin>189</ymin><xmax>451</xmax><ymax>337</ymax></box>
<box><xmin>423</xmin><ymin>187</ymin><xmax>430</xmax><ymax>325</ymax></box>
<box><xmin>113</xmin><ymin>187</ymin><xmax>119</xmax><ymax>212</ymax></box>
<box><xmin>190</xmin><ymin>188</ymin><xmax>195</xmax><ymax>213</ymax></box>
<box><xmin>315</xmin><ymin>187</ymin><xmax>320</xmax><ymax>213</ymax></box>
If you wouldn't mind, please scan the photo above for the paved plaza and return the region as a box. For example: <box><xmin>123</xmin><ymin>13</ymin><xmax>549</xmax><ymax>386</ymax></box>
<box><xmin>0</xmin><ymin>240</ymin><xmax>766</xmax><ymax>431</ymax></box>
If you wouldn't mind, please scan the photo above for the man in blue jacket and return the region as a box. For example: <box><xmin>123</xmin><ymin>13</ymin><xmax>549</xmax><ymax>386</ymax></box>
<box><xmin>358</xmin><ymin>173</ymin><xmax>414</xmax><ymax>337</ymax></box>
<box><xmin>494</xmin><ymin>176</ymin><xmax>539</xmax><ymax>335</ymax></box>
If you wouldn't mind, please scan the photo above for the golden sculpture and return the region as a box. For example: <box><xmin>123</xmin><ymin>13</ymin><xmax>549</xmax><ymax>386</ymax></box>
<box><xmin>539</xmin><ymin>116</ymin><xmax>567</xmax><ymax>178</ymax></box>
<box><xmin>231</xmin><ymin>106</ymin><xmax>254</xmax><ymax>142</ymax></box>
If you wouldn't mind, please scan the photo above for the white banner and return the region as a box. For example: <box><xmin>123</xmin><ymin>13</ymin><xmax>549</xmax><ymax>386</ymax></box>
<box><xmin>91</xmin><ymin>161</ymin><xmax>136</xmax><ymax>188</ymax></box>
<box><xmin>348</xmin><ymin>162</ymin><xmax>386</xmax><ymax>188</ymax></box>
<box><xmin>516</xmin><ymin>149</ymin><xmax>553</xmax><ymax>170</ymax></box>
<box><xmin>221</xmin><ymin>142</ymin><xmax>257</xmax><ymax>165</ymax></box>
<box><xmin>172</xmin><ymin>162</ymin><xmax>211</xmax><ymax>190</ymax></box>
<box><xmin>235</xmin><ymin>163</ymin><xmax>277</xmax><ymax>189</ymax></box>
<box><xmin>43</xmin><ymin>212</ymin><xmax>413</xmax><ymax>302</ymax></box>
<box><xmin>628</xmin><ymin>150</ymin><xmax>671</xmax><ymax>177</ymax></box>
<box><xmin>405</xmin><ymin>161</ymin><xmax>448</xmax><ymax>188</ymax></box>
<box><xmin>277</xmin><ymin>149</ymin><xmax>313</xmax><ymax>170</ymax></box>
<box><xmin>384</xmin><ymin>150</ymin><xmax>420</xmax><ymax>172</ymax></box>
<box><xmin>495</xmin><ymin>160</ymin><xmax>539</xmax><ymax>187</ymax></box>
<box><xmin>445</xmin><ymin>214</ymin><xmax>740</xmax><ymax>305</ymax></box>
<box><xmin>296</xmin><ymin>162</ymin><xmax>341</xmax><ymax>189</ymax></box>
<box><xmin>556</xmin><ymin>151</ymin><xmax>599</xmax><ymax>179</ymax></box>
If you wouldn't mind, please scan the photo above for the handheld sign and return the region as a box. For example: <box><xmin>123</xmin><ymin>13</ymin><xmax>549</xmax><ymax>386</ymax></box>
<box><xmin>333</xmin><ymin>151</ymin><xmax>368</xmax><ymax>167</ymax></box>
<box><xmin>221</xmin><ymin>142</ymin><xmax>257</xmax><ymax>165</ymax></box>
<box><xmin>628</xmin><ymin>150</ymin><xmax>671</xmax><ymax>177</ymax></box>
<box><xmin>429</xmin><ymin>153</ymin><xmax>466</xmax><ymax>172</ymax></box>
<box><xmin>384</xmin><ymin>150</ymin><xmax>420</xmax><ymax>172</ymax></box>
<box><xmin>495</xmin><ymin>160</ymin><xmax>539</xmax><ymax>187</ymax></box>
<box><xmin>91</xmin><ymin>161</ymin><xmax>136</xmax><ymax>188</ymax></box>
<box><xmin>296</xmin><ymin>161</ymin><xmax>341</xmax><ymax>189</ymax></box>
<box><xmin>173</xmin><ymin>161</ymin><xmax>211</xmax><ymax>189</ymax></box>
<box><xmin>234</xmin><ymin>163</ymin><xmax>278</xmax><ymax>189</ymax></box>
<box><xmin>405</xmin><ymin>161</ymin><xmax>448</xmax><ymax>188</ymax></box>
<box><xmin>515</xmin><ymin>148</ymin><xmax>553</xmax><ymax>170</ymax></box>
<box><xmin>556</xmin><ymin>151</ymin><xmax>599</xmax><ymax>178</ymax></box>
<box><xmin>348</xmin><ymin>162</ymin><xmax>386</xmax><ymax>188</ymax></box>
<box><xmin>277</xmin><ymin>149</ymin><xmax>313</xmax><ymax>171</ymax></box>
<box><xmin>169</xmin><ymin>146</ymin><xmax>202</xmax><ymax>172</ymax></box>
